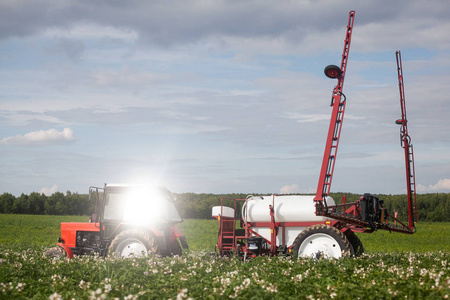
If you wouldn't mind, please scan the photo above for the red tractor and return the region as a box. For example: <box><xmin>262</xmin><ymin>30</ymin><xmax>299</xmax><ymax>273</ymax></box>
<box><xmin>45</xmin><ymin>184</ymin><xmax>188</xmax><ymax>258</ymax></box>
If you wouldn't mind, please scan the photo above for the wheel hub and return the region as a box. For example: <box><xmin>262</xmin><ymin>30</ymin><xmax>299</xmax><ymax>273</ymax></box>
<box><xmin>118</xmin><ymin>238</ymin><xmax>148</xmax><ymax>258</ymax></box>
<box><xmin>298</xmin><ymin>233</ymin><xmax>342</xmax><ymax>259</ymax></box>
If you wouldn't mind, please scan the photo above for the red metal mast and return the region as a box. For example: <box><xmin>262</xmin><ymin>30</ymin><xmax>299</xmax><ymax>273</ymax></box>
<box><xmin>314</xmin><ymin>11</ymin><xmax>355</xmax><ymax>203</ymax></box>
<box><xmin>395</xmin><ymin>50</ymin><xmax>417</xmax><ymax>230</ymax></box>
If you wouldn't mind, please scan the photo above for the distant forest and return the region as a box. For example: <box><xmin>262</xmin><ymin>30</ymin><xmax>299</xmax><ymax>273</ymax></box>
<box><xmin>0</xmin><ymin>191</ymin><xmax>449</xmax><ymax>222</ymax></box>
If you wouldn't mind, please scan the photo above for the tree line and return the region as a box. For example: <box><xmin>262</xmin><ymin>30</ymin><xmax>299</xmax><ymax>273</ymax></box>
<box><xmin>0</xmin><ymin>191</ymin><xmax>449</xmax><ymax>222</ymax></box>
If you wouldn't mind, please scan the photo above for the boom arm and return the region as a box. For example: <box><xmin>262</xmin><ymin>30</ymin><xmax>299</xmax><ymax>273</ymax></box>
<box><xmin>312</xmin><ymin>49</ymin><xmax>416</xmax><ymax>235</ymax></box>
<box><xmin>314</xmin><ymin>11</ymin><xmax>355</xmax><ymax>202</ymax></box>
<box><xmin>395</xmin><ymin>50</ymin><xmax>417</xmax><ymax>230</ymax></box>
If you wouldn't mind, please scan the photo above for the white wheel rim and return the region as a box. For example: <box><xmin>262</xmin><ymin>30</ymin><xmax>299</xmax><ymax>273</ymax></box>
<box><xmin>117</xmin><ymin>238</ymin><xmax>148</xmax><ymax>258</ymax></box>
<box><xmin>298</xmin><ymin>233</ymin><xmax>342</xmax><ymax>259</ymax></box>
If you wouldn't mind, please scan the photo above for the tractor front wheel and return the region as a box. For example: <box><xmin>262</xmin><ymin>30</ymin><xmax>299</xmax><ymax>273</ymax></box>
<box><xmin>43</xmin><ymin>246</ymin><xmax>67</xmax><ymax>258</ymax></box>
<box><xmin>292</xmin><ymin>224</ymin><xmax>351</xmax><ymax>259</ymax></box>
<box><xmin>109</xmin><ymin>230</ymin><xmax>160</xmax><ymax>258</ymax></box>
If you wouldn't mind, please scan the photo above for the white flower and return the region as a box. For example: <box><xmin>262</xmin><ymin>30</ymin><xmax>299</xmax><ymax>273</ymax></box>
<box><xmin>176</xmin><ymin>288</ymin><xmax>188</xmax><ymax>300</ymax></box>
<box><xmin>49</xmin><ymin>292</ymin><xmax>62</xmax><ymax>300</ymax></box>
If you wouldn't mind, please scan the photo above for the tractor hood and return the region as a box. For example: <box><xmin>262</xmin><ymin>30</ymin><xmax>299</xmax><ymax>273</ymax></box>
<box><xmin>59</xmin><ymin>222</ymin><xmax>100</xmax><ymax>248</ymax></box>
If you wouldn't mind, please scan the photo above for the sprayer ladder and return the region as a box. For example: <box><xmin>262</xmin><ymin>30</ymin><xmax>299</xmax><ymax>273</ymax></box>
<box><xmin>218</xmin><ymin>217</ymin><xmax>236</xmax><ymax>254</ymax></box>
<box><xmin>396</xmin><ymin>50</ymin><xmax>417</xmax><ymax>228</ymax></box>
<box><xmin>315</xmin><ymin>11</ymin><xmax>355</xmax><ymax>202</ymax></box>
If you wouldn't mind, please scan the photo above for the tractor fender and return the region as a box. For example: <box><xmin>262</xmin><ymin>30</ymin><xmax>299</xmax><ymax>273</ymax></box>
<box><xmin>149</xmin><ymin>227</ymin><xmax>165</xmax><ymax>237</ymax></box>
<box><xmin>170</xmin><ymin>224</ymin><xmax>189</xmax><ymax>249</ymax></box>
<box><xmin>170</xmin><ymin>224</ymin><xmax>185</xmax><ymax>238</ymax></box>
<box><xmin>57</xmin><ymin>243</ymin><xmax>74</xmax><ymax>258</ymax></box>
<box><xmin>145</xmin><ymin>227</ymin><xmax>167</xmax><ymax>252</ymax></box>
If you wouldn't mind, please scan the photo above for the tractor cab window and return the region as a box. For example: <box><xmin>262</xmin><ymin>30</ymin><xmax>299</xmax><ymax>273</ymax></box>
<box><xmin>103</xmin><ymin>191</ymin><xmax>127</xmax><ymax>220</ymax></box>
<box><xmin>103</xmin><ymin>187</ymin><xmax>182</xmax><ymax>224</ymax></box>
<box><xmin>164</xmin><ymin>201</ymin><xmax>183</xmax><ymax>223</ymax></box>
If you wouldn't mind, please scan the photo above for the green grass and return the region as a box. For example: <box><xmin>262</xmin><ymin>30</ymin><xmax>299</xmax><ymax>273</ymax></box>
<box><xmin>0</xmin><ymin>215</ymin><xmax>88</xmax><ymax>247</ymax></box>
<box><xmin>0</xmin><ymin>214</ymin><xmax>448</xmax><ymax>253</ymax></box>
<box><xmin>178</xmin><ymin>219</ymin><xmax>219</xmax><ymax>251</ymax></box>
<box><xmin>357</xmin><ymin>222</ymin><xmax>450</xmax><ymax>253</ymax></box>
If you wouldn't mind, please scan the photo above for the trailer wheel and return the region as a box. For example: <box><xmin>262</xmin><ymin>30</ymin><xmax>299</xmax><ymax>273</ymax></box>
<box><xmin>347</xmin><ymin>231</ymin><xmax>364</xmax><ymax>256</ymax></box>
<box><xmin>324</xmin><ymin>65</ymin><xmax>342</xmax><ymax>79</ymax></box>
<box><xmin>43</xmin><ymin>246</ymin><xmax>67</xmax><ymax>258</ymax></box>
<box><xmin>109</xmin><ymin>230</ymin><xmax>159</xmax><ymax>258</ymax></box>
<box><xmin>292</xmin><ymin>224</ymin><xmax>351</xmax><ymax>259</ymax></box>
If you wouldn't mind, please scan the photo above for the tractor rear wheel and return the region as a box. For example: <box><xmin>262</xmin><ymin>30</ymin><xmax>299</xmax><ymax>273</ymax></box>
<box><xmin>167</xmin><ymin>239</ymin><xmax>182</xmax><ymax>256</ymax></box>
<box><xmin>292</xmin><ymin>224</ymin><xmax>351</xmax><ymax>259</ymax></box>
<box><xmin>108</xmin><ymin>230</ymin><xmax>160</xmax><ymax>258</ymax></box>
<box><xmin>43</xmin><ymin>246</ymin><xmax>67</xmax><ymax>258</ymax></box>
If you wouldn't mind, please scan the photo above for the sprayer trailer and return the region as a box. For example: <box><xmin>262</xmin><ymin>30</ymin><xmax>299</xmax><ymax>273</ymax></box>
<box><xmin>212</xmin><ymin>195</ymin><xmax>365</xmax><ymax>259</ymax></box>
<box><xmin>212</xmin><ymin>11</ymin><xmax>417</xmax><ymax>259</ymax></box>
<box><xmin>45</xmin><ymin>184</ymin><xmax>188</xmax><ymax>258</ymax></box>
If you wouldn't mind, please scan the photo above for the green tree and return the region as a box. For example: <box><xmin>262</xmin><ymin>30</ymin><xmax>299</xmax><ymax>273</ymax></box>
<box><xmin>66</xmin><ymin>191</ymin><xmax>90</xmax><ymax>215</ymax></box>
<box><xmin>12</xmin><ymin>194</ymin><xmax>29</xmax><ymax>214</ymax></box>
<box><xmin>0</xmin><ymin>193</ymin><xmax>15</xmax><ymax>213</ymax></box>
<box><xmin>28</xmin><ymin>192</ymin><xmax>46</xmax><ymax>215</ymax></box>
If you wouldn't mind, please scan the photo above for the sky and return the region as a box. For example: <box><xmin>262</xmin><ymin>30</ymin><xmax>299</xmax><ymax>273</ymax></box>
<box><xmin>0</xmin><ymin>0</ymin><xmax>449</xmax><ymax>197</ymax></box>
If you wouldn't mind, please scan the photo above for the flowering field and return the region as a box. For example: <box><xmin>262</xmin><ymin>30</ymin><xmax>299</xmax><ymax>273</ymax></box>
<box><xmin>0</xmin><ymin>247</ymin><xmax>449</xmax><ymax>299</ymax></box>
<box><xmin>0</xmin><ymin>215</ymin><xmax>449</xmax><ymax>299</ymax></box>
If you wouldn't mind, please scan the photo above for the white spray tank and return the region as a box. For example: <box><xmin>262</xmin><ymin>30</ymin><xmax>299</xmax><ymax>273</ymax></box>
<box><xmin>242</xmin><ymin>195</ymin><xmax>336</xmax><ymax>247</ymax></box>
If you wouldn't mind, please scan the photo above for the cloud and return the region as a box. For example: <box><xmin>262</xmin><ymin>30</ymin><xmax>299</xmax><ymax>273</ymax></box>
<box><xmin>0</xmin><ymin>128</ymin><xmax>75</xmax><ymax>146</ymax></box>
<box><xmin>51</xmin><ymin>38</ymin><xmax>85</xmax><ymax>63</ymax></box>
<box><xmin>417</xmin><ymin>178</ymin><xmax>450</xmax><ymax>193</ymax></box>
<box><xmin>282</xmin><ymin>112</ymin><xmax>366</xmax><ymax>124</ymax></box>
<box><xmin>280</xmin><ymin>184</ymin><xmax>317</xmax><ymax>194</ymax></box>
<box><xmin>280</xmin><ymin>184</ymin><xmax>301</xmax><ymax>194</ymax></box>
<box><xmin>40</xmin><ymin>184</ymin><xmax>58</xmax><ymax>196</ymax></box>
<box><xmin>279</xmin><ymin>184</ymin><xmax>316</xmax><ymax>194</ymax></box>
<box><xmin>283</xmin><ymin>113</ymin><xmax>331</xmax><ymax>123</ymax></box>
<box><xmin>91</xmin><ymin>68</ymin><xmax>170</xmax><ymax>87</ymax></box>
<box><xmin>2</xmin><ymin>1</ymin><xmax>449</xmax><ymax>53</ymax></box>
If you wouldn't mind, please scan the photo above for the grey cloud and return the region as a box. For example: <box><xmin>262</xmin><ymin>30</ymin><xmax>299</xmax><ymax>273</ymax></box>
<box><xmin>52</xmin><ymin>38</ymin><xmax>85</xmax><ymax>63</ymax></box>
<box><xmin>2</xmin><ymin>0</ymin><xmax>447</xmax><ymax>49</ymax></box>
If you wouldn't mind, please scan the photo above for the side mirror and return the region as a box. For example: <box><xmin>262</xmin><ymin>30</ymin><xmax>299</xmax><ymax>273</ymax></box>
<box><xmin>90</xmin><ymin>213</ymin><xmax>99</xmax><ymax>223</ymax></box>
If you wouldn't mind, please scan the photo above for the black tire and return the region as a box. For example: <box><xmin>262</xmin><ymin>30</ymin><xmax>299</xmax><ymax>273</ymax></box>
<box><xmin>324</xmin><ymin>65</ymin><xmax>342</xmax><ymax>79</ymax></box>
<box><xmin>347</xmin><ymin>231</ymin><xmax>364</xmax><ymax>256</ymax></box>
<box><xmin>167</xmin><ymin>239</ymin><xmax>182</xmax><ymax>256</ymax></box>
<box><xmin>43</xmin><ymin>246</ymin><xmax>67</xmax><ymax>258</ymax></box>
<box><xmin>108</xmin><ymin>230</ymin><xmax>160</xmax><ymax>258</ymax></box>
<box><xmin>292</xmin><ymin>224</ymin><xmax>351</xmax><ymax>259</ymax></box>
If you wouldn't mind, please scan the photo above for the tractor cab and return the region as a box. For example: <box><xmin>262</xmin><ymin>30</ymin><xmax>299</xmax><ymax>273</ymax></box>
<box><xmin>91</xmin><ymin>184</ymin><xmax>183</xmax><ymax>241</ymax></box>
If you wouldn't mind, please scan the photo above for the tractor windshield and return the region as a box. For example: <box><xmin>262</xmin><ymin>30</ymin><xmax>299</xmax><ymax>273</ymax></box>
<box><xmin>103</xmin><ymin>186</ymin><xmax>182</xmax><ymax>224</ymax></box>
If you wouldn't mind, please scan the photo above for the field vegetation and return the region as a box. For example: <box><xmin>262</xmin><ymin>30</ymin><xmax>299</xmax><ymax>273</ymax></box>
<box><xmin>0</xmin><ymin>215</ymin><xmax>449</xmax><ymax>299</ymax></box>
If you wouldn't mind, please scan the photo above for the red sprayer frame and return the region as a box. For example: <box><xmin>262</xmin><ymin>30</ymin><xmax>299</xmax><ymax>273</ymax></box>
<box><xmin>395</xmin><ymin>50</ymin><xmax>417</xmax><ymax>230</ymax></box>
<box><xmin>213</xmin><ymin>11</ymin><xmax>417</xmax><ymax>259</ymax></box>
<box><xmin>313</xmin><ymin>12</ymin><xmax>415</xmax><ymax>234</ymax></box>
<box><xmin>314</xmin><ymin>11</ymin><xmax>355</xmax><ymax>203</ymax></box>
